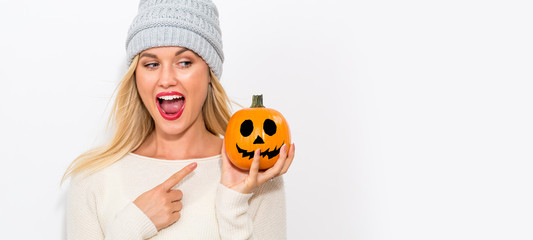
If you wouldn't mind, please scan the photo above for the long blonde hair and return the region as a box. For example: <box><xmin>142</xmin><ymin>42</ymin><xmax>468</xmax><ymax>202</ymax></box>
<box><xmin>61</xmin><ymin>55</ymin><xmax>232</xmax><ymax>183</ymax></box>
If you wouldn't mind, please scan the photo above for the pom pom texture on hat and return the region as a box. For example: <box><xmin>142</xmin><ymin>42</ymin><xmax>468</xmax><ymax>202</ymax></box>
<box><xmin>126</xmin><ymin>0</ymin><xmax>224</xmax><ymax>79</ymax></box>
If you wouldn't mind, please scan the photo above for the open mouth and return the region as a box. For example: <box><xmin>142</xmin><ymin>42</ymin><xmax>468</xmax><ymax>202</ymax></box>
<box><xmin>156</xmin><ymin>92</ymin><xmax>186</xmax><ymax>120</ymax></box>
<box><xmin>236</xmin><ymin>143</ymin><xmax>283</xmax><ymax>159</ymax></box>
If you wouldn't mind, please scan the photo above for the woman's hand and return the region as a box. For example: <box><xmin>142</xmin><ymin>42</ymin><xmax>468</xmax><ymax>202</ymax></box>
<box><xmin>221</xmin><ymin>142</ymin><xmax>295</xmax><ymax>194</ymax></box>
<box><xmin>134</xmin><ymin>162</ymin><xmax>197</xmax><ymax>231</ymax></box>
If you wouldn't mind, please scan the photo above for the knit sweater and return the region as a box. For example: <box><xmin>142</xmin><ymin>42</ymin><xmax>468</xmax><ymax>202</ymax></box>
<box><xmin>66</xmin><ymin>153</ymin><xmax>286</xmax><ymax>239</ymax></box>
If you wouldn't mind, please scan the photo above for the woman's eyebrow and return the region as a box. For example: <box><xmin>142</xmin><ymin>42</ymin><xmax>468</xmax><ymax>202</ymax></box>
<box><xmin>140</xmin><ymin>52</ymin><xmax>157</xmax><ymax>59</ymax></box>
<box><xmin>175</xmin><ymin>48</ymin><xmax>190</xmax><ymax>56</ymax></box>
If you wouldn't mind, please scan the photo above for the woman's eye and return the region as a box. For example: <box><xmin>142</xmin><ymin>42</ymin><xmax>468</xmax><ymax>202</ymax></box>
<box><xmin>144</xmin><ymin>63</ymin><xmax>159</xmax><ymax>69</ymax></box>
<box><xmin>179</xmin><ymin>61</ymin><xmax>192</xmax><ymax>67</ymax></box>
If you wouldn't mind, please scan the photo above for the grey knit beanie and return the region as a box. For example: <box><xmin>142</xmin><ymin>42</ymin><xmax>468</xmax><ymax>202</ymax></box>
<box><xmin>125</xmin><ymin>0</ymin><xmax>224</xmax><ymax>79</ymax></box>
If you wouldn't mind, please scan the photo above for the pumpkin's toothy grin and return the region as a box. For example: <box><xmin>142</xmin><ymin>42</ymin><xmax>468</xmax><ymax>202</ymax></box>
<box><xmin>236</xmin><ymin>143</ymin><xmax>283</xmax><ymax>159</ymax></box>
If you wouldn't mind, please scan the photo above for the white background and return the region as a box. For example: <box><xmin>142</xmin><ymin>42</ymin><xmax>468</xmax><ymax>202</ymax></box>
<box><xmin>1</xmin><ymin>0</ymin><xmax>532</xmax><ymax>239</ymax></box>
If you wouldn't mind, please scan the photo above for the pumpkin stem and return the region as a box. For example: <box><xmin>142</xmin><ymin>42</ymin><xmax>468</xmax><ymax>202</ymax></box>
<box><xmin>251</xmin><ymin>94</ymin><xmax>265</xmax><ymax>108</ymax></box>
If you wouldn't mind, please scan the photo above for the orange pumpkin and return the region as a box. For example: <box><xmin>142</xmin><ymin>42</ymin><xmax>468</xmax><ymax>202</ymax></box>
<box><xmin>225</xmin><ymin>95</ymin><xmax>291</xmax><ymax>170</ymax></box>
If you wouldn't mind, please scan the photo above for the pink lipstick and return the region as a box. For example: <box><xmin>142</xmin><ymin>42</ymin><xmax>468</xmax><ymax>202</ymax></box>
<box><xmin>156</xmin><ymin>91</ymin><xmax>185</xmax><ymax>120</ymax></box>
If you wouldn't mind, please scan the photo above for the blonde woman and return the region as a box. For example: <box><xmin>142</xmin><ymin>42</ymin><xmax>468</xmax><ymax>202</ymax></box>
<box><xmin>62</xmin><ymin>0</ymin><xmax>295</xmax><ymax>239</ymax></box>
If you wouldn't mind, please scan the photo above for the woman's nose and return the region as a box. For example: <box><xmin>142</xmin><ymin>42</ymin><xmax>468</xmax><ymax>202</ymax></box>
<box><xmin>158</xmin><ymin>65</ymin><xmax>178</xmax><ymax>88</ymax></box>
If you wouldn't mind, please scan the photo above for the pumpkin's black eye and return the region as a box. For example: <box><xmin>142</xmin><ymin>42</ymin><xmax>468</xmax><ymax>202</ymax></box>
<box><xmin>240</xmin><ymin>119</ymin><xmax>253</xmax><ymax>137</ymax></box>
<box><xmin>263</xmin><ymin>119</ymin><xmax>277</xmax><ymax>136</ymax></box>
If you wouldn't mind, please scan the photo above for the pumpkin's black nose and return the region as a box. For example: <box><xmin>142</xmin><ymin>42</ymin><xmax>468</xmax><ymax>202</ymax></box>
<box><xmin>253</xmin><ymin>136</ymin><xmax>264</xmax><ymax>144</ymax></box>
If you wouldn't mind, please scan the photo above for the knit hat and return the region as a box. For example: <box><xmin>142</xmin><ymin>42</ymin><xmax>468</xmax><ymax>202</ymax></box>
<box><xmin>125</xmin><ymin>0</ymin><xmax>224</xmax><ymax>79</ymax></box>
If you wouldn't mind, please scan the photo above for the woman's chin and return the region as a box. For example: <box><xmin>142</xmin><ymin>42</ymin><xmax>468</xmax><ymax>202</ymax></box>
<box><xmin>154</xmin><ymin>121</ymin><xmax>185</xmax><ymax>135</ymax></box>
<box><xmin>151</xmin><ymin>110</ymin><xmax>203</xmax><ymax>136</ymax></box>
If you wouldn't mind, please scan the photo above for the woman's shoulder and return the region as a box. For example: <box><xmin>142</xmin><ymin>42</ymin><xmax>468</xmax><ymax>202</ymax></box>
<box><xmin>69</xmin><ymin>168</ymin><xmax>109</xmax><ymax>191</ymax></box>
<box><xmin>69</xmin><ymin>154</ymin><xmax>132</xmax><ymax>189</ymax></box>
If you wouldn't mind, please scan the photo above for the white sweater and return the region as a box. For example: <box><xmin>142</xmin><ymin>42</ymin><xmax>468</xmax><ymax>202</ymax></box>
<box><xmin>66</xmin><ymin>153</ymin><xmax>286</xmax><ymax>240</ymax></box>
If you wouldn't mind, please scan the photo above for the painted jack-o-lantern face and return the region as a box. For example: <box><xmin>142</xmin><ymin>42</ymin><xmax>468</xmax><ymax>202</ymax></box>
<box><xmin>225</xmin><ymin>95</ymin><xmax>291</xmax><ymax>170</ymax></box>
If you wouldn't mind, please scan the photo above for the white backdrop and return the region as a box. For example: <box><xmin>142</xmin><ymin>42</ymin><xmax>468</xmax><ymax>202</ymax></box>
<box><xmin>1</xmin><ymin>0</ymin><xmax>532</xmax><ymax>239</ymax></box>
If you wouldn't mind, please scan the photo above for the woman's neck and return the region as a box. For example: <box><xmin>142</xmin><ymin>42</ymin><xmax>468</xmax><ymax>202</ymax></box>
<box><xmin>133</xmin><ymin>117</ymin><xmax>222</xmax><ymax>160</ymax></box>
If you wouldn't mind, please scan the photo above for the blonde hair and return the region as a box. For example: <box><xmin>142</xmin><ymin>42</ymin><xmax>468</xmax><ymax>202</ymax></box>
<box><xmin>61</xmin><ymin>55</ymin><xmax>232</xmax><ymax>183</ymax></box>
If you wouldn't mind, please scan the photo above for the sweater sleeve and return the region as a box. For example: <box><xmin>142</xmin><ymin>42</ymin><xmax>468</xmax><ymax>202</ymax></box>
<box><xmin>215</xmin><ymin>176</ymin><xmax>287</xmax><ymax>240</ymax></box>
<box><xmin>66</xmin><ymin>175</ymin><xmax>158</xmax><ymax>240</ymax></box>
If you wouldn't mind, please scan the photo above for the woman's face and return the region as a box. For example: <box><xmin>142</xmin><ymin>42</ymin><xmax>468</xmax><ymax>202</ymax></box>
<box><xmin>135</xmin><ymin>46</ymin><xmax>210</xmax><ymax>135</ymax></box>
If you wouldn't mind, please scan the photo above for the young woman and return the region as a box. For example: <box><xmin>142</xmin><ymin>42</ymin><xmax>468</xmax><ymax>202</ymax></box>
<box><xmin>62</xmin><ymin>0</ymin><xmax>295</xmax><ymax>239</ymax></box>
